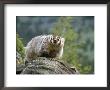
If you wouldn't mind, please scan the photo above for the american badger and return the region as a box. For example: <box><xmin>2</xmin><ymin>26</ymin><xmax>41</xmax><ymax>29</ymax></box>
<box><xmin>24</xmin><ymin>35</ymin><xmax>65</xmax><ymax>63</ymax></box>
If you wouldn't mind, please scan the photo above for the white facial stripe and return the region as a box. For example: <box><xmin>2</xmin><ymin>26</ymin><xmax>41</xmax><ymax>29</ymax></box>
<box><xmin>49</xmin><ymin>35</ymin><xmax>52</xmax><ymax>42</ymax></box>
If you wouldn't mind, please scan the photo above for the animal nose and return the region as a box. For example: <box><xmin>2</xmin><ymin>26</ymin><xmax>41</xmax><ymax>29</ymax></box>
<box><xmin>54</xmin><ymin>40</ymin><xmax>57</xmax><ymax>43</ymax></box>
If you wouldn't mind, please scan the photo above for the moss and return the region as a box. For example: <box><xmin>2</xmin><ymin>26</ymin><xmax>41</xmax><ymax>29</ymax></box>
<box><xmin>16</xmin><ymin>34</ymin><xmax>25</xmax><ymax>59</ymax></box>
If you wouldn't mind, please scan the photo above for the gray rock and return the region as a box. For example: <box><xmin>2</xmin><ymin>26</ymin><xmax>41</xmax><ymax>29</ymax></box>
<box><xmin>19</xmin><ymin>57</ymin><xmax>79</xmax><ymax>74</ymax></box>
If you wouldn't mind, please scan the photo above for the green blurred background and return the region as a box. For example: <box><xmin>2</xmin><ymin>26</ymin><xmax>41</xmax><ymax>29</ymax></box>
<box><xmin>16</xmin><ymin>16</ymin><xmax>94</xmax><ymax>74</ymax></box>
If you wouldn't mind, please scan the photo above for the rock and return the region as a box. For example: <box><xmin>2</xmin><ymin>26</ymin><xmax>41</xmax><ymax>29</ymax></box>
<box><xmin>16</xmin><ymin>64</ymin><xmax>26</xmax><ymax>74</ymax></box>
<box><xmin>20</xmin><ymin>57</ymin><xmax>79</xmax><ymax>74</ymax></box>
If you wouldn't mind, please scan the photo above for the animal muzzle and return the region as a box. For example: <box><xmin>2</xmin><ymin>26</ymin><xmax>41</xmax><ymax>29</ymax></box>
<box><xmin>53</xmin><ymin>39</ymin><xmax>57</xmax><ymax>43</ymax></box>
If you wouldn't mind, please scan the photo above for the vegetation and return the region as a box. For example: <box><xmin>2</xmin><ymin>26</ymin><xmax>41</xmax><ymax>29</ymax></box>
<box><xmin>16</xmin><ymin>34</ymin><xmax>25</xmax><ymax>59</ymax></box>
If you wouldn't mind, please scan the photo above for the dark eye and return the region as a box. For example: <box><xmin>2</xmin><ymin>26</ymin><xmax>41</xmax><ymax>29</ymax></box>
<box><xmin>50</xmin><ymin>40</ymin><xmax>52</xmax><ymax>43</ymax></box>
<box><xmin>50</xmin><ymin>38</ymin><xmax>52</xmax><ymax>41</ymax></box>
<box><xmin>57</xmin><ymin>37</ymin><xmax>60</xmax><ymax>40</ymax></box>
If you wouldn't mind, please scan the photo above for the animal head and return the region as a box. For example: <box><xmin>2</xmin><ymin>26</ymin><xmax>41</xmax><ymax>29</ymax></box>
<box><xmin>50</xmin><ymin>35</ymin><xmax>65</xmax><ymax>47</ymax></box>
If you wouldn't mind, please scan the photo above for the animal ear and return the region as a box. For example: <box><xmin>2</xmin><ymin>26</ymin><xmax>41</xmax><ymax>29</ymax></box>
<box><xmin>62</xmin><ymin>38</ymin><xmax>65</xmax><ymax>43</ymax></box>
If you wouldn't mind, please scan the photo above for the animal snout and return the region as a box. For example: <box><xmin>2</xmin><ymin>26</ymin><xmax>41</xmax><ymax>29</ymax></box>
<box><xmin>54</xmin><ymin>39</ymin><xmax>57</xmax><ymax>43</ymax></box>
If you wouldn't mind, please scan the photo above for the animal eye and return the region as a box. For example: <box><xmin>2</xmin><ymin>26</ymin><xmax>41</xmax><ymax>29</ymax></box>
<box><xmin>50</xmin><ymin>38</ymin><xmax>52</xmax><ymax>41</ymax></box>
<box><xmin>50</xmin><ymin>40</ymin><xmax>52</xmax><ymax>43</ymax></box>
